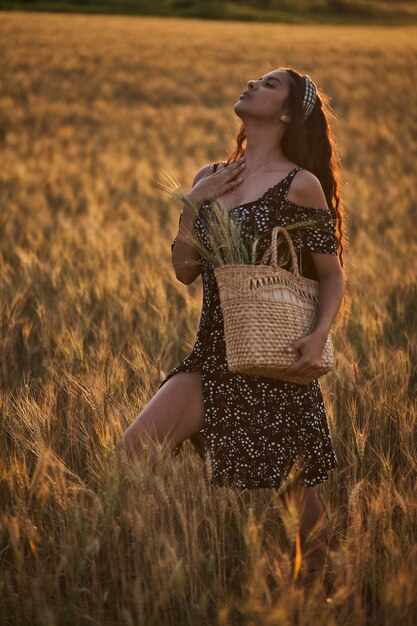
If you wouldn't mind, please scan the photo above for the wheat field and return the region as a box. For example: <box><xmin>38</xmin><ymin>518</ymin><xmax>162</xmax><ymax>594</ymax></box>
<box><xmin>0</xmin><ymin>10</ymin><xmax>416</xmax><ymax>626</ymax></box>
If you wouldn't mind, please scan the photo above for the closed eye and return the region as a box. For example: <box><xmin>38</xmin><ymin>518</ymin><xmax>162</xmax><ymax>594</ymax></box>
<box><xmin>258</xmin><ymin>77</ymin><xmax>274</xmax><ymax>87</ymax></box>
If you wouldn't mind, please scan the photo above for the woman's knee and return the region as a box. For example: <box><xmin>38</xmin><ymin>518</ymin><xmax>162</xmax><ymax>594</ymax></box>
<box><xmin>118</xmin><ymin>371</ymin><xmax>205</xmax><ymax>462</ymax></box>
<box><xmin>118</xmin><ymin>426</ymin><xmax>140</xmax><ymax>462</ymax></box>
<box><xmin>123</xmin><ymin>419</ymin><xmax>157</xmax><ymax>453</ymax></box>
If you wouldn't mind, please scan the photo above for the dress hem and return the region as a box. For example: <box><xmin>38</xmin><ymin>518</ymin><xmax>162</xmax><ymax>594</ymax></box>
<box><xmin>205</xmin><ymin>464</ymin><xmax>338</xmax><ymax>490</ymax></box>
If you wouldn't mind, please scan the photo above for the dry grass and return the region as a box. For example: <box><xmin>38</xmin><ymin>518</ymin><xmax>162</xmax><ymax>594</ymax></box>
<box><xmin>0</xmin><ymin>11</ymin><xmax>416</xmax><ymax>626</ymax></box>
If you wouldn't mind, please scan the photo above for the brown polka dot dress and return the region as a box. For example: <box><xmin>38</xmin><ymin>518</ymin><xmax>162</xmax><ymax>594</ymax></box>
<box><xmin>158</xmin><ymin>164</ymin><xmax>339</xmax><ymax>489</ymax></box>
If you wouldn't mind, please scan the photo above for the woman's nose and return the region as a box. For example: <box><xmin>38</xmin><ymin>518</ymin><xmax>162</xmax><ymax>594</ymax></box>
<box><xmin>247</xmin><ymin>80</ymin><xmax>255</xmax><ymax>89</ymax></box>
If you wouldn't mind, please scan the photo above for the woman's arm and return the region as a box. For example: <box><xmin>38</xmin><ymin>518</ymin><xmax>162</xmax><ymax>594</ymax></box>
<box><xmin>309</xmin><ymin>255</ymin><xmax>345</xmax><ymax>338</ymax></box>
<box><xmin>172</xmin><ymin>164</ymin><xmax>212</xmax><ymax>285</ymax></box>
<box><xmin>282</xmin><ymin>258</ymin><xmax>344</xmax><ymax>379</ymax></box>
<box><xmin>172</xmin><ymin>158</ymin><xmax>246</xmax><ymax>284</ymax></box>
<box><xmin>283</xmin><ymin>170</ymin><xmax>345</xmax><ymax>378</ymax></box>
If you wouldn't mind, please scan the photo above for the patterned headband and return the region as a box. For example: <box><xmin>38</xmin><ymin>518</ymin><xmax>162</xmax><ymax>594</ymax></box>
<box><xmin>302</xmin><ymin>74</ymin><xmax>317</xmax><ymax>120</ymax></box>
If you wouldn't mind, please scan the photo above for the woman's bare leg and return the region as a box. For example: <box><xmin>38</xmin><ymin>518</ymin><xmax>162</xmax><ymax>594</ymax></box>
<box><xmin>118</xmin><ymin>370</ymin><xmax>205</xmax><ymax>465</ymax></box>
<box><xmin>280</xmin><ymin>483</ymin><xmax>323</xmax><ymax>541</ymax></box>
<box><xmin>278</xmin><ymin>483</ymin><xmax>328</xmax><ymax>583</ymax></box>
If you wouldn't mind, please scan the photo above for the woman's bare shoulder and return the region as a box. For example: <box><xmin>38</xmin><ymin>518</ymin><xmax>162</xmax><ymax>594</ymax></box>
<box><xmin>287</xmin><ymin>168</ymin><xmax>329</xmax><ymax>211</ymax></box>
<box><xmin>192</xmin><ymin>163</ymin><xmax>215</xmax><ymax>186</ymax></box>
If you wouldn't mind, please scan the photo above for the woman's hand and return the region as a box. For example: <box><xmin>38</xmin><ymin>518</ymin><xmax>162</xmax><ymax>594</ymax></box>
<box><xmin>191</xmin><ymin>156</ymin><xmax>246</xmax><ymax>204</ymax></box>
<box><xmin>282</xmin><ymin>329</ymin><xmax>328</xmax><ymax>379</ymax></box>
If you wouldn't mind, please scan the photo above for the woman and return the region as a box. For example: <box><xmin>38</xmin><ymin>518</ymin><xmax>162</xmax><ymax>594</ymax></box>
<box><xmin>121</xmin><ymin>66</ymin><xmax>347</xmax><ymax>579</ymax></box>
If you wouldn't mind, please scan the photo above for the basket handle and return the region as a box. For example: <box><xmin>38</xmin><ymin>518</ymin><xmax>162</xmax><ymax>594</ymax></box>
<box><xmin>260</xmin><ymin>226</ymin><xmax>300</xmax><ymax>276</ymax></box>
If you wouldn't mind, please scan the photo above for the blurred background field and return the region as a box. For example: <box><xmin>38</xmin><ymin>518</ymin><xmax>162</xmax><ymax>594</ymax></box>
<box><xmin>2</xmin><ymin>0</ymin><xmax>417</xmax><ymax>24</ymax></box>
<box><xmin>1</xmin><ymin>10</ymin><xmax>417</xmax><ymax>626</ymax></box>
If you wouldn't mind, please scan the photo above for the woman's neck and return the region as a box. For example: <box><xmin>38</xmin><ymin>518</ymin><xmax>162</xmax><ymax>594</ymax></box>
<box><xmin>242</xmin><ymin>123</ymin><xmax>288</xmax><ymax>170</ymax></box>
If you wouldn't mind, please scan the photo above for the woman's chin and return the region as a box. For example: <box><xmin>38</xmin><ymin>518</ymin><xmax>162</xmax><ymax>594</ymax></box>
<box><xmin>233</xmin><ymin>99</ymin><xmax>247</xmax><ymax>113</ymax></box>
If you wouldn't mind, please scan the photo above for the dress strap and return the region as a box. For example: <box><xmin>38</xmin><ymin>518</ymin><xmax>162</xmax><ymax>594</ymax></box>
<box><xmin>282</xmin><ymin>166</ymin><xmax>303</xmax><ymax>200</ymax></box>
<box><xmin>288</xmin><ymin>166</ymin><xmax>303</xmax><ymax>180</ymax></box>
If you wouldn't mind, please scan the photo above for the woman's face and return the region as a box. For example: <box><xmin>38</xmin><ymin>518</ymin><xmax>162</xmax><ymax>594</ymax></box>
<box><xmin>234</xmin><ymin>69</ymin><xmax>291</xmax><ymax>122</ymax></box>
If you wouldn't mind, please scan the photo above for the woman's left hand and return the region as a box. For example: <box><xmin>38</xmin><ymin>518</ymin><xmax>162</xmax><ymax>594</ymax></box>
<box><xmin>282</xmin><ymin>330</ymin><xmax>328</xmax><ymax>378</ymax></box>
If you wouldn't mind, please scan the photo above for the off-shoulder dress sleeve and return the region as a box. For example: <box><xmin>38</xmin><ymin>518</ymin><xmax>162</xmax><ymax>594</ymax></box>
<box><xmin>285</xmin><ymin>198</ymin><xmax>337</xmax><ymax>255</ymax></box>
<box><xmin>303</xmin><ymin>208</ymin><xmax>338</xmax><ymax>255</ymax></box>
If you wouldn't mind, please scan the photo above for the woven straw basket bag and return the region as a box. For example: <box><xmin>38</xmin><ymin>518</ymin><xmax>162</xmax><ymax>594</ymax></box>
<box><xmin>213</xmin><ymin>225</ymin><xmax>334</xmax><ymax>385</ymax></box>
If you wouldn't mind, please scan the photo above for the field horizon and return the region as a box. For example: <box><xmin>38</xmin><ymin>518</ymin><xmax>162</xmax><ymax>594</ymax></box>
<box><xmin>2</xmin><ymin>0</ymin><xmax>417</xmax><ymax>25</ymax></box>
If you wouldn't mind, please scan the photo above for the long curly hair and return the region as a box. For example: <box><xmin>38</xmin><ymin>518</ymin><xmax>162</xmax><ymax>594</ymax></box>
<box><xmin>225</xmin><ymin>66</ymin><xmax>348</xmax><ymax>279</ymax></box>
